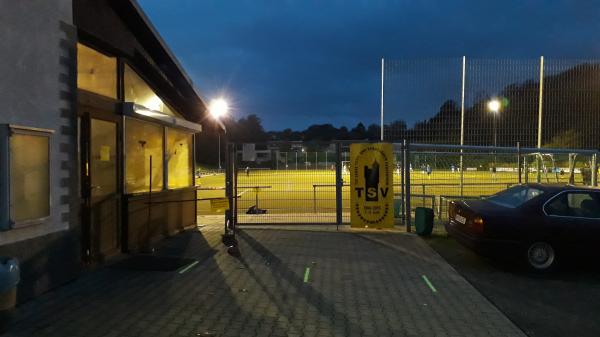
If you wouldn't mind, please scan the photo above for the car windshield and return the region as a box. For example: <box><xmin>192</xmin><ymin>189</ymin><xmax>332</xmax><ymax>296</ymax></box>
<box><xmin>487</xmin><ymin>186</ymin><xmax>544</xmax><ymax>208</ymax></box>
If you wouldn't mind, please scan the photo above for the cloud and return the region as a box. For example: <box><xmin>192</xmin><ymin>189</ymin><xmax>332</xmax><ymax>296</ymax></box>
<box><xmin>139</xmin><ymin>0</ymin><xmax>600</xmax><ymax>130</ymax></box>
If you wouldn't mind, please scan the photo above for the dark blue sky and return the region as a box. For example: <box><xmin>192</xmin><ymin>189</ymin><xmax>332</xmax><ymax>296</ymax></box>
<box><xmin>139</xmin><ymin>0</ymin><xmax>600</xmax><ymax>131</ymax></box>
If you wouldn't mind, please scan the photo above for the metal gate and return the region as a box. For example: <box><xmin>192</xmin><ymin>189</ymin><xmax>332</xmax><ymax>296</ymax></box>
<box><xmin>222</xmin><ymin>142</ymin><xmax>344</xmax><ymax>226</ymax></box>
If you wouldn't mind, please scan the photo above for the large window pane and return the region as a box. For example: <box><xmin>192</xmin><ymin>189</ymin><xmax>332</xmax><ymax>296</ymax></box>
<box><xmin>90</xmin><ymin>119</ymin><xmax>117</xmax><ymax>198</ymax></box>
<box><xmin>10</xmin><ymin>134</ymin><xmax>50</xmax><ymax>222</ymax></box>
<box><xmin>546</xmin><ymin>192</ymin><xmax>600</xmax><ymax>218</ymax></box>
<box><xmin>167</xmin><ymin>128</ymin><xmax>193</xmax><ymax>189</ymax></box>
<box><xmin>77</xmin><ymin>43</ymin><xmax>117</xmax><ymax>98</ymax></box>
<box><xmin>125</xmin><ymin>118</ymin><xmax>164</xmax><ymax>193</ymax></box>
<box><xmin>124</xmin><ymin>64</ymin><xmax>176</xmax><ymax>116</ymax></box>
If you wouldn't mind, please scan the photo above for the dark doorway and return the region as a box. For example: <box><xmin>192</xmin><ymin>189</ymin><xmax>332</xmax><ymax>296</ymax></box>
<box><xmin>80</xmin><ymin>103</ymin><xmax>122</xmax><ymax>263</ymax></box>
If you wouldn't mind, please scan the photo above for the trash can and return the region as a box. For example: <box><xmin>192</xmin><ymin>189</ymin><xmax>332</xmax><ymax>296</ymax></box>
<box><xmin>0</xmin><ymin>257</ymin><xmax>19</xmax><ymax>333</ymax></box>
<box><xmin>394</xmin><ymin>199</ymin><xmax>402</xmax><ymax>218</ymax></box>
<box><xmin>415</xmin><ymin>207</ymin><xmax>434</xmax><ymax>236</ymax></box>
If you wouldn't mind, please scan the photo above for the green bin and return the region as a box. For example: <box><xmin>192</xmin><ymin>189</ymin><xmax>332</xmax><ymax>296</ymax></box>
<box><xmin>393</xmin><ymin>199</ymin><xmax>402</xmax><ymax>218</ymax></box>
<box><xmin>415</xmin><ymin>207</ymin><xmax>434</xmax><ymax>236</ymax></box>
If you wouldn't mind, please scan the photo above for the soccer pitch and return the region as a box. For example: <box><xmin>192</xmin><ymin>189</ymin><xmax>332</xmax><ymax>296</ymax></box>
<box><xmin>196</xmin><ymin>169</ymin><xmax>579</xmax><ymax>222</ymax></box>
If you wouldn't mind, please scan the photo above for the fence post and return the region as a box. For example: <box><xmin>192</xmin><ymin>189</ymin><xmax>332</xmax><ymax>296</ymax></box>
<box><xmin>335</xmin><ymin>142</ymin><xmax>342</xmax><ymax>230</ymax></box>
<box><xmin>459</xmin><ymin>56</ymin><xmax>466</xmax><ymax>197</ymax></box>
<box><xmin>536</xmin><ymin>154</ymin><xmax>542</xmax><ymax>183</ymax></box>
<box><xmin>459</xmin><ymin>152</ymin><xmax>464</xmax><ymax>197</ymax></box>
<box><xmin>524</xmin><ymin>155</ymin><xmax>529</xmax><ymax>184</ymax></box>
<box><xmin>225</xmin><ymin>143</ymin><xmax>234</xmax><ymax>235</ymax></box>
<box><xmin>592</xmin><ymin>153</ymin><xmax>598</xmax><ymax>186</ymax></box>
<box><xmin>537</xmin><ymin>56</ymin><xmax>545</xmax><ymax>150</ymax></box>
<box><xmin>404</xmin><ymin>140</ymin><xmax>411</xmax><ymax>232</ymax></box>
<box><xmin>438</xmin><ymin>196</ymin><xmax>442</xmax><ymax>220</ymax></box>
<box><xmin>568</xmin><ymin>153</ymin><xmax>576</xmax><ymax>185</ymax></box>
<box><xmin>232</xmin><ymin>144</ymin><xmax>238</xmax><ymax>227</ymax></box>
<box><xmin>400</xmin><ymin>142</ymin><xmax>405</xmax><ymax>225</ymax></box>
<box><xmin>517</xmin><ymin>142</ymin><xmax>522</xmax><ymax>184</ymax></box>
<box><xmin>313</xmin><ymin>185</ymin><xmax>317</xmax><ymax>213</ymax></box>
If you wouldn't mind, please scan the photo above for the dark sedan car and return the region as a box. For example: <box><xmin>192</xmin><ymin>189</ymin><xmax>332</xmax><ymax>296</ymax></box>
<box><xmin>446</xmin><ymin>184</ymin><xmax>600</xmax><ymax>271</ymax></box>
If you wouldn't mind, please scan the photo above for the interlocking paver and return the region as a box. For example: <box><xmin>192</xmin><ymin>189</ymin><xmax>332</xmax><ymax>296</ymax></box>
<box><xmin>1</xmin><ymin>224</ymin><xmax>525</xmax><ymax>337</ymax></box>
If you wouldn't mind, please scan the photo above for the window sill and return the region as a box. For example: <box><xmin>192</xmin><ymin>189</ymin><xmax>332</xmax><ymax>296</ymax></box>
<box><xmin>8</xmin><ymin>216</ymin><xmax>51</xmax><ymax>230</ymax></box>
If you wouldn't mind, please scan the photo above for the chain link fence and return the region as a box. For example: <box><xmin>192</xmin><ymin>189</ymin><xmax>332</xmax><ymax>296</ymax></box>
<box><xmin>199</xmin><ymin>141</ymin><xmax>599</xmax><ymax>230</ymax></box>
<box><xmin>382</xmin><ymin>58</ymin><xmax>600</xmax><ymax>150</ymax></box>
<box><xmin>401</xmin><ymin>143</ymin><xmax>599</xmax><ymax>231</ymax></box>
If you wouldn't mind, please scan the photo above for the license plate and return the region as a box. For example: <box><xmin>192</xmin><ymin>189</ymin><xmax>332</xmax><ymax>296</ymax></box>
<box><xmin>454</xmin><ymin>214</ymin><xmax>466</xmax><ymax>224</ymax></box>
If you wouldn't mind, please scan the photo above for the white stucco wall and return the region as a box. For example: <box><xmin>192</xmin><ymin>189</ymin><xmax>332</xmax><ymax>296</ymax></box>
<box><xmin>0</xmin><ymin>0</ymin><xmax>78</xmax><ymax>245</ymax></box>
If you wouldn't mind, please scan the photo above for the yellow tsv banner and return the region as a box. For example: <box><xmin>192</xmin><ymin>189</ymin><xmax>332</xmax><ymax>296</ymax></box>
<box><xmin>350</xmin><ymin>143</ymin><xmax>394</xmax><ymax>228</ymax></box>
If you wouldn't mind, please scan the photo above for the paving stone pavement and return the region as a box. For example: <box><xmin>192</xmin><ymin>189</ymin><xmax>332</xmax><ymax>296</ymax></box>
<box><xmin>2</xmin><ymin>225</ymin><xmax>525</xmax><ymax>337</ymax></box>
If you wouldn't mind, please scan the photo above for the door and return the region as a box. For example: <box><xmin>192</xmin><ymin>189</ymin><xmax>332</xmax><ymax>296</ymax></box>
<box><xmin>83</xmin><ymin>117</ymin><xmax>120</xmax><ymax>261</ymax></box>
<box><xmin>544</xmin><ymin>191</ymin><xmax>600</xmax><ymax>253</ymax></box>
<box><xmin>564</xmin><ymin>192</ymin><xmax>600</xmax><ymax>255</ymax></box>
<box><xmin>544</xmin><ymin>192</ymin><xmax>580</xmax><ymax>247</ymax></box>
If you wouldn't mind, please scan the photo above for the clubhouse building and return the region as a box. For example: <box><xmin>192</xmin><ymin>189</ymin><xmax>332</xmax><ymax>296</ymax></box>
<box><xmin>0</xmin><ymin>0</ymin><xmax>207</xmax><ymax>301</ymax></box>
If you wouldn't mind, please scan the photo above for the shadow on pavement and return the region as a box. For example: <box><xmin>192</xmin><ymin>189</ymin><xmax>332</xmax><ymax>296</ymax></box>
<box><xmin>4</xmin><ymin>227</ymin><xmax>244</xmax><ymax>337</ymax></box>
<box><xmin>236</xmin><ymin>229</ymin><xmax>365</xmax><ymax>336</ymax></box>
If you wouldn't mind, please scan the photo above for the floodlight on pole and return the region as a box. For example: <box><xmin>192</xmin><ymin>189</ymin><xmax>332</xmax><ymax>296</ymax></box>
<box><xmin>487</xmin><ymin>99</ymin><xmax>501</xmax><ymax>114</ymax></box>
<box><xmin>209</xmin><ymin>98</ymin><xmax>229</xmax><ymax>170</ymax></box>
<box><xmin>304</xmin><ymin>150</ymin><xmax>308</xmax><ymax>170</ymax></box>
<box><xmin>487</xmin><ymin>98</ymin><xmax>501</xmax><ymax>166</ymax></box>
<box><xmin>209</xmin><ymin>98</ymin><xmax>229</xmax><ymax>120</ymax></box>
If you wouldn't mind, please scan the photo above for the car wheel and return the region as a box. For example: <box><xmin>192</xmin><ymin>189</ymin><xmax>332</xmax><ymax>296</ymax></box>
<box><xmin>526</xmin><ymin>241</ymin><xmax>556</xmax><ymax>271</ymax></box>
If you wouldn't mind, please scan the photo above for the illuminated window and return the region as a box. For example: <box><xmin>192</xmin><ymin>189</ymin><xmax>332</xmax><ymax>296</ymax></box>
<box><xmin>9</xmin><ymin>128</ymin><xmax>51</xmax><ymax>225</ymax></box>
<box><xmin>77</xmin><ymin>43</ymin><xmax>117</xmax><ymax>98</ymax></box>
<box><xmin>167</xmin><ymin>128</ymin><xmax>193</xmax><ymax>189</ymax></box>
<box><xmin>125</xmin><ymin>118</ymin><xmax>164</xmax><ymax>193</ymax></box>
<box><xmin>124</xmin><ymin>64</ymin><xmax>176</xmax><ymax>116</ymax></box>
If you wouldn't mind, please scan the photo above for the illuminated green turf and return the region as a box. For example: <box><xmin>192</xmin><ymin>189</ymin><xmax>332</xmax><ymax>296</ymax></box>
<box><xmin>196</xmin><ymin>169</ymin><xmax>578</xmax><ymax>216</ymax></box>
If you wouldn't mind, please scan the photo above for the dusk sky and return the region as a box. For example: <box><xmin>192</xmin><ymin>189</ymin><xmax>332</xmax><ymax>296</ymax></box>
<box><xmin>138</xmin><ymin>0</ymin><xmax>600</xmax><ymax>131</ymax></box>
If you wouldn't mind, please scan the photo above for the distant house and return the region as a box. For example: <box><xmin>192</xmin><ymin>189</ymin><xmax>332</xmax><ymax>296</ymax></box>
<box><xmin>0</xmin><ymin>0</ymin><xmax>208</xmax><ymax>302</ymax></box>
<box><xmin>236</xmin><ymin>143</ymin><xmax>276</xmax><ymax>165</ymax></box>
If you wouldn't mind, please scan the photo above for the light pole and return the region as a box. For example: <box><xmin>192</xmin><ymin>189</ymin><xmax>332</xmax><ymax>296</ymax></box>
<box><xmin>487</xmin><ymin>98</ymin><xmax>501</xmax><ymax>148</ymax></box>
<box><xmin>302</xmin><ymin>148</ymin><xmax>307</xmax><ymax>170</ymax></box>
<box><xmin>295</xmin><ymin>151</ymin><xmax>298</xmax><ymax>170</ymax></box>
<box><xmin>487</xmin><ymin>98</ymin><xmax>501</xmax><ymax>168</ymax></box>
<box><xmin>209</xmin><ymin>98</ymin><xmax>229</xmax><ymax>170</ymax></box>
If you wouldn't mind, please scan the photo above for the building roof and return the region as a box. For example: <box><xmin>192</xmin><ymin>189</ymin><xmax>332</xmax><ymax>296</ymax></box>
<box><xmin>108</xmin><ymin>0</ymin><xmax>208</xmax><ymax>123</ymax></box>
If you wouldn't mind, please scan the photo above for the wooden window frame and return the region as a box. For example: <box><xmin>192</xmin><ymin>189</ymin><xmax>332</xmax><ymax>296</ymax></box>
<box><xmin>0</xmin><ymin>125</ymin><xmax>54</xmax><ymax>230</ymax></box>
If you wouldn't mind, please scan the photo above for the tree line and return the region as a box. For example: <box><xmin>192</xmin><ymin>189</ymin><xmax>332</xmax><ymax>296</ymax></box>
<box><xmin>197</xmin><ymin>63</ymin><xmax>600</xmax><ymax>166</ymax></box>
